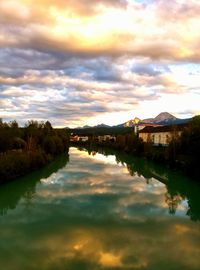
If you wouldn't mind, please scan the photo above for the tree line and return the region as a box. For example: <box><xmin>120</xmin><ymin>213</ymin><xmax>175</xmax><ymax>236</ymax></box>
<box><xmin>73</xmin><ymin>116</ymin><xmax>200</xmax><ymax>181</ymax></box>
<box><xmin>0</xmin><ymin>119</ymin><xmax>69</xmax><ymax>183</ymax></box>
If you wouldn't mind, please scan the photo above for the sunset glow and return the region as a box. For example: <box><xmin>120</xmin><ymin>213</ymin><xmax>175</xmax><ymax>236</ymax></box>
<box><xmin>0</xmin><ymin>0</ymin><xmax>200</xmax><ymax>127</ymax></box>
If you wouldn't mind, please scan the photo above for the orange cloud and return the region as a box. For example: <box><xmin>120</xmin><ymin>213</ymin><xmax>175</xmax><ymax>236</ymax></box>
<box><xmin>0</xmin><ymin>0</ymin><xmax>200</xmax><ymax>61</ymax></box>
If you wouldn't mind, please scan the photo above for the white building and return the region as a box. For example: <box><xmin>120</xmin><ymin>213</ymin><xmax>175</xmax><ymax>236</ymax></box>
<box><xmin>139</xmin><ymin>124</ymin><xmax>187</xmax><ymax>146</ymax></box>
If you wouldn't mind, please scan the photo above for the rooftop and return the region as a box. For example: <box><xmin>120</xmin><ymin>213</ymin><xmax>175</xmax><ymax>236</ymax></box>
<box><xmin>139</xmin><ymin>123</ymin><xmax>189</xmax><ymax>133</ymax></box>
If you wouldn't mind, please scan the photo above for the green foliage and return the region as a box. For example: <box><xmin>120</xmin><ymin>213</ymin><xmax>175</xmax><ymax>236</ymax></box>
<box><xmin>164</xmin><ymin>116</ymin><xmax>200</xmax><ymax>179</ymax></box>
<box><xmin>116</xmin><ymin>135</ymin><xmax>126</xmax><ymax>150</ymax></box>
<box><xmin>12</xmin><ymin>137</ymin><xmax>27</xmax><ymax>150</ymax></box>
<box><xmin>0</xmin><ymin>119</ymin><xmax>69</xmax><ymax>183</ymax></box>
<box><xmin>69</xmin><ymin>126</ymin><xmax>132</xmax><ymax>136</ymax></box>
<box><xmin>178</xmin><ymin>116</ymin><xmax>200</xmax><ymax>178</ymax></box>
<box><xmin>0</xmin><ymin>131</ymin><xmax>10</xmax><ymax>152</ymax></box>
<box><xmin>0</xmin><ymin>151</ymin><xmax>48</xmax><ymax>183</ymax></box>
<box><xmin>43</xmin><ymin>136</ymin><xmax>56</xmax><ymax>155</ymax></box>
<box><xmin>9</xmin><ymin>120</ymin><xmax>19</xmax><ymax>129</ymax></box>
<box><xmin>53</xmin><ymin>136</ymin><xmax>64</xmax><ymax>154</ymax></box>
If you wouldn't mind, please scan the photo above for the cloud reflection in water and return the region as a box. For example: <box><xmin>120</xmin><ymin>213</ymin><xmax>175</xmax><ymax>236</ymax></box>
<box><xmin>0</xmin><ymin>147</ymin><xmax>199</xmax><ymax>270</ymax></box>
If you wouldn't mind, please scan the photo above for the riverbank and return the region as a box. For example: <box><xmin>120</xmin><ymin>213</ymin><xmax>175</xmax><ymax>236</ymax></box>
<box><xmin>71</xmin><ymin>136</ymin><xmax>200</xmax><ymax>182</ymax></box>
<box><xmin>0</xmin><ymin>120</ymin><xmax>69</xmax><ymax>184</ymax></box>
<box><xmin>70</xmin><ymin>116</ymin><xmax>200</xmax><ymax>181</ymax></box>
<box><xmin>0</xmin><ymin>150</ymin><xmax>69</xmax><ymax>184</ymax></box>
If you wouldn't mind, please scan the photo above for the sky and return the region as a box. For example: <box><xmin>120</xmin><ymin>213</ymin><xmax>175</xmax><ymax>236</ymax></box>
<box><xmin>0</xmin><ymin>0</ymin><xmax>200</xmax><ymax>127</ymax></box>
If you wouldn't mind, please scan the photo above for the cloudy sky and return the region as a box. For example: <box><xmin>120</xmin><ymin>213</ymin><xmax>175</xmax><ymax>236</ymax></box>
<box><xmin>0</xmin><ymin>0</ymin><xmax>200</xmax><ymax>127</ymax></box>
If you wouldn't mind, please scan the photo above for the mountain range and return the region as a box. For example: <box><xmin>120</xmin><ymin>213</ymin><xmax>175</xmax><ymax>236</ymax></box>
<box><xmin>75</xmin><ymin>112</ymin><xmax>191</xmax><ymax>129</ymax></box>
<box><xmin>141</xmin><ymin>112</ymin><xmax>191</xmax><ymax>125</ymax></box>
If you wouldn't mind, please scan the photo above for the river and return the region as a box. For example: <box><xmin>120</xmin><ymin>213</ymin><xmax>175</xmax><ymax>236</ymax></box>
<box><xmin>0</xmin><ymin>147</ymin><xmax>199</xmax><ymax>270</ymax></box>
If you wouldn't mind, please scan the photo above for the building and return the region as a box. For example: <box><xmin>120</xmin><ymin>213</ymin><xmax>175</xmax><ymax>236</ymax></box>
<box><xmin>139</xmin><ymin>124</ymin><xmax>187</xmax><ymax>146</ymax></box>
<box><xmin>70</xmin><ymin>135</ymin><xmax>79</xmax><ymax>142</ymax></box>
<box><xmin>124</xmin><ymin>117</ymin><xmax>161</xmax><ymax>134</ymax></box>
<box><xmin>137</xmin><ymin>123</ymin><xmax>161</xmax><ymax>132</ymax></box>
<box><xmin>70</xmin><ymin>135</ymin><xmax>89</xmax><ymax>142</ymax></box>
<box><xmin>97</xmin><ymin>135</ymin><xmax>116</xmax><ymax>143</ymax></box>
<box><xmin>78</xmin><ymin>136</ymin><xmax>89</xmax><ymax>142</ymax></box>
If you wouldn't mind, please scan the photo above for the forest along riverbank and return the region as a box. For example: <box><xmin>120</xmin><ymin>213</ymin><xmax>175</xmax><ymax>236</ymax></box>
<box><xmin>0</xmin><ymin>119</ymin><xmax>69</xmax><ymax>184</ymax></box>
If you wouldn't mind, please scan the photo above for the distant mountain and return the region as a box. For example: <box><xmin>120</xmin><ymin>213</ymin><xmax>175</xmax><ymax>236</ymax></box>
<box><xmin>82</xmin><ymin>125</ymin><xmax>92</xmax><ymax>129</ymax></box>
<box><xmin>95</xmin><ymin>123</ymin><xmax>111</xmax><ymax>128</ymax></box>
<box><xmin>82</xmin><ymin>123</ymin><xmax>110</xmax><ymax>129</ymax></box>
<box><xmin>71</xmin><ymin>112</ymin><xmax>191</xmax><ymax>130</ymax></box>
<box><xmin>142</xmin><ymin>112</ymin><xmax>177</xmax><ymax>125</ymax></box>
<box><xmin>75</xmin><ymin>123</ymin><xmax>111</xmax><ymax>129</ymax></box>
<box><xmin>123</xmin><ymin>112</ymin><xmax>191</xmax><ymax>127</ymax></box>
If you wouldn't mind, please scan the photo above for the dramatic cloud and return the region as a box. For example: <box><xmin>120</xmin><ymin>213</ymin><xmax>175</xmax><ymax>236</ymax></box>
<box><xmin>0</xmin><ymin>0</ymin><xmax>200</xmax><ymax>126</ymax></box>
<box><xmin>1</xmin><ymin>0</ymin><xmax>200</xmax><ymax>60</ymax></box>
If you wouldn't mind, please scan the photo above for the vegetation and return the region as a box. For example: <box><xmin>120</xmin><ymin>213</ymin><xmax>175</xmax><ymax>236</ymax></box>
<box><xmin>72</xmin><ymin>116</ymin><xmax>200</xmax><ymax>181</ymax></box>
<box><xmin>1</xmin><ymin>115</ymin><xmax>199</xmax><ymax>183</ymax></box>
<box><xmin>68</xmin><ymin>126</ymin><xmax>132</xmax><ymax>136</ymax></box>
<box><xmin>0</xmin><ymin>119</ymin><xmax>69</xmax><ymax>183</ymax></box>
<box><xmin>167</xmin><ymin>115</ymin><xmax>200</xmax><ymax>179</ymax></box>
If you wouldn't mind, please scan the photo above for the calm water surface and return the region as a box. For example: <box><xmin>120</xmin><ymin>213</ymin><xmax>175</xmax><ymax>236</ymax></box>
<box><xmin>0</xmin><ymin>147</ymin><xmax>200</xmax><ymax>270</ymax></box>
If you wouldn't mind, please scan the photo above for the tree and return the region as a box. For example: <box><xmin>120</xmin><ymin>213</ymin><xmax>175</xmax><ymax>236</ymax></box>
<box><xmin>12</xmin><ymin>137</ymin><xmax>26</xmax><ymax>150</ymax></box>
<box><xmin>43</xmin><ymin>136</ymin><xmax>56</xmax><ymax>155</ymax></box>
<box><xmin>9</xmin><ymin>120</ymin><xmax>18</xmax><ymax>129</ymax></box>
<box><xmin>43</xmin><ymin>121</ymin><xmax>53</xmax><ymax>135</ymax></box>
<box><xmin>171</xmin><ymin>116</ymin><xmax>200</xmax><ymax>179</ymax></box>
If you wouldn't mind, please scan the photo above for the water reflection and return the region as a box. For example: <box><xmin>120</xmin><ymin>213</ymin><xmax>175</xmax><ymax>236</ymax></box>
<box><xmin>0</xmin><ymin>147</ymin><xmax>199</xmax><ymax>270</ymax></box>
<box><xmin>85</xmin><ymin>146</ymin><xmax>200</xmax><ymax>222</ymax></box>
<box><xmin>0</xmin><ymin>154</ymin><xmax>69</xmax><ymax>215</ymax></box>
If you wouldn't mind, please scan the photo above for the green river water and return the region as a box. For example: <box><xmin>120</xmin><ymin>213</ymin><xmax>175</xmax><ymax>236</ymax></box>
<box><xmin>0</xmin><ymin>147</ymin><xmax>199</xmax><ymax>270</ymax></box>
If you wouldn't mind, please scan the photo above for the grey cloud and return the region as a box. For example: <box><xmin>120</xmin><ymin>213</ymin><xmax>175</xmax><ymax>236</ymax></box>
<box><xmin>0</xmin><ymin>48</ymin><xmax>123</xmax><ymax>84</ymax></box>
<box><xmin>0</xmin><ymin>48</ymin><xmax>63</xmax><ymax>72</ymax></box>
<box><xmin>0</xmin><ymin>60</ymin><xmax>179</xmax><ymax>125</ymax></box>
<box><xmin>61</xmin><ymin>57</ymin><xmax>123</xmax><ymax>82</ymax></box>
<box><xmin>84</xmin><ymin>58</ymin><xmax>122</xmax><ymax>82</ymax></box>
<box><xmin>0</xmin><ymin>44</ymin><xmax>196</xmax><ymax>127</ymax></box>
<box><xmin>0</xmin><ymin>82</ymin><xmax>113</xmax><ymax>126</ymax></box>
<box><xmin>131</xmin><ymin>64</ymin><xmax>170</xmax><ymax>77</ymax></box>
